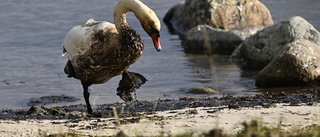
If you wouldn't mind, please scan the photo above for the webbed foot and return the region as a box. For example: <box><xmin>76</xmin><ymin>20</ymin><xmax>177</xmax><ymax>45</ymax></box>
<box><xmin>117</xmin><ymin>71</ymin><xmax>147</xmax><ymax>102</ymax></box>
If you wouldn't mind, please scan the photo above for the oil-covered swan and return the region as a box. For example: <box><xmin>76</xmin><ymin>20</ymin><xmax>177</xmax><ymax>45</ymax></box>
<box><xmin>61</xmin><ymin>0</ymin><xmax>162</xmax><ymax>114</ymax></box>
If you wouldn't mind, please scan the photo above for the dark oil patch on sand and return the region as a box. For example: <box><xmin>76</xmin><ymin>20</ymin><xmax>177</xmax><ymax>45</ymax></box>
<box><xmin>1</xmin><ymin>88</ymin><xmax>319</xmax><ymax>120</ymax></box>
<box><xmin>27</xmin><ymin>95</ymin><xmax>80</xmax><ymax>106</ymax></box>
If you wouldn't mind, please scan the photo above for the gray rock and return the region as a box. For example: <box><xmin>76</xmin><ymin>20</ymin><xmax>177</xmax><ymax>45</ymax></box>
<box><xmin>163</xmin><ymin>0</ymin><xmax>273</xmax><ymax>36</ymax></box>
<box><xmin>256</xmin><ymin>40</ymin><xmax>320</xmax><ymax>87</ymax></box>
<box><xmin>183</xmin><ymin>25</ymin><xmax>263</xmax><ymax>54</ymax></box>
<box><xmin>231</xmin><ymin>16</ymin><xmax>320</xmax><ymax>70</ymax></box>
<box><xmin>188</xmin><ymin>87</ymin><xmax>217</xmax><ymax>94</ymax></box>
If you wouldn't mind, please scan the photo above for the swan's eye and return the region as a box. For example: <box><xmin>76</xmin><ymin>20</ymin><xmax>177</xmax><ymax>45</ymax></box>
<box><xmin>150</xmin><ymin>26</ymin><xmax>160</xmax><ymax>37</ymax></box>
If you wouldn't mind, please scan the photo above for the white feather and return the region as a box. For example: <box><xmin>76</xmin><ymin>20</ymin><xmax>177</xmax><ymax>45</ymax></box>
<box><xmin>61</xmin><ymin>19</ymin><xmax>114</xmax><ymax>60</ymax></box>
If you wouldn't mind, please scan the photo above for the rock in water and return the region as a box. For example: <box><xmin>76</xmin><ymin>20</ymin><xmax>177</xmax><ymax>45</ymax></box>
<box><xmin>256</xmin><ymin>40</ymin><xmax>320</xmax><ymax>87</ymax></box>
<box><xmin>164</xmin><ymin>0</ymin><xmax>273</xmax><ymax>54</ymax></box>
<box><xmin>164</xmin><ymin>0</ymin><xmax>273</xmax><ymax>35</ymax></box>
<box><xmin>183</xmin><ymin>25</ymin><xmax>263</xmax><ymax>54</ymax></box>
<box><xmin>188</xmin><ymin>87</ymin><xmax>217</xmax><ymax>94</ymax></box>
<box><xmin>231</xmin><ymin>16</ymin><xmax>320</xmax><ymax>70</ymax></box>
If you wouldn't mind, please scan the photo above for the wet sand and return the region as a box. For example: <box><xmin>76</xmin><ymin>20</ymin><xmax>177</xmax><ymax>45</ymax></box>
<box><xmin>1</xmin><ymin>88</ymin><xmax>320</xmax><ymax>136</ymax></box>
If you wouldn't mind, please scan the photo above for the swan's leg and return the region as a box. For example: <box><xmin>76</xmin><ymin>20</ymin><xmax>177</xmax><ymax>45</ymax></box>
<box><xmin>82</xmin><ymin>83</ymin><xmax>93</xmax><ymax>114</ymax></box>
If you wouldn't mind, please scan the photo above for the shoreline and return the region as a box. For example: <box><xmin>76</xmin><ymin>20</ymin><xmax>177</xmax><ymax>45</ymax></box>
<box><xmin>1</xmin><ymin>89</ymin><xmax>320</xmax><ymax>136</ymax></box>
<box><xmin>1</xmin><ymin>104</ymin><xmax>320</xmax><ymax>136</ymax></box>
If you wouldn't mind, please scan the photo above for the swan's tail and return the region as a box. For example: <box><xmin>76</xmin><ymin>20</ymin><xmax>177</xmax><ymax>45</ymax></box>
<box><xmin>61</xmin><ymin>46</ymin><xmax>67</xmax><ymax>56</ymax></box>
<box><xmin>85</xmin><ymin>19</ymin><xmax>95</xmax><ymax>25</ymax></box>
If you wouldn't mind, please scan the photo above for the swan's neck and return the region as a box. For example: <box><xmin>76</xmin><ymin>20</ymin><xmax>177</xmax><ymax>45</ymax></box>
<box><xmin>113</xmin><ymin>0</ymin><xmax>150</xmax><ymax>33</ymax></box>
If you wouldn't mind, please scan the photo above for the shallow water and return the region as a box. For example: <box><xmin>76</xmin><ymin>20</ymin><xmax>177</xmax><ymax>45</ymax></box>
<box><xmin>0</xmin><ymin>0</ymin><xmax>319</xmax><ymax>109</ymax></box>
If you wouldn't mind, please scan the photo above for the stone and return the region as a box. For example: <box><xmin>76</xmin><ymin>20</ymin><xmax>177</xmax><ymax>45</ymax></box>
<box><xmin>183</xmin><ymin>25</ymin><xmax>263</xmax><ymax>54</ymax></box>
<box><xmin>231</xmin><ymin>16</ymin><xmax>320</xmax><ymax>70</ymax></box>
<box><xmin>188</xmin><ymin>87</ymin><xmax>217</xmax><ymax>94</ymax></box>
<box><xmin>256</xmin><ymin>40</ymin><xmax>320</xmax><ymax>87</ymax></box>
<box><xmin>27</xmin><ymin>106</ymin><xmax>46</xmax><ymax>116</ymax></box>
<box><xmin>163</xmin><ymin>0</ymin><xmax>273</xmax><ymax>35</ymax></box>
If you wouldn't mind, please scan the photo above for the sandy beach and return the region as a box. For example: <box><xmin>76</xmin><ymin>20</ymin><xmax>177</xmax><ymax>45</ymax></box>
<box><xmin>1</xmin><ymin>89</ymin><xmax>319</xmax><ymax>136</ymax></box>
<box><xmin>1</xmin><ymin>104</ymin><xmax>320</xmax><ymax>137</ymax></box>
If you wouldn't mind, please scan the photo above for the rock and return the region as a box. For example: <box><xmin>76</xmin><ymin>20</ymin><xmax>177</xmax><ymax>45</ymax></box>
<box><xmin>188</xmin><ymin>87</ymin><xmax>217</xmax><ymax>94</ymax></box>
<box><xmin>27</xmin><ymin>95</ymin><xmax>80</xmax><ymax>106</ymax></box>
<box><xmin>27</xmin><ymin>106</ymin><xmax>47</xmax><ymax>116</ymax></box>
<box><xmin>183</xmin><ymin>25</ymin><xmax>263</xmax><ymax>54</ymax></box>
<box><xmin>163</xmin><ymin>0</ymin><xmax>273</xmax><ymax>35</ymax></box>
<box><xmin>26</xmin><ymin>106</ymin><xmax>64</xmax><ymax>116</ymax></box>
<box><xmin>256</xmin><ymin>40</ymin><xmax>320</xmax><ymax>87</ymax></box>
<box><xmin>231</xmin><ymin>16</ymin><xmax>320</xmax><ymax>70</ymax></box>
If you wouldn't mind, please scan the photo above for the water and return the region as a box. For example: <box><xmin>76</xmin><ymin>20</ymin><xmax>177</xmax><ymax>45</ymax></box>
<box><xmin>0</xmin><ymin>0</ymin><xmax>319</xmax><ymax>109</ymax></box>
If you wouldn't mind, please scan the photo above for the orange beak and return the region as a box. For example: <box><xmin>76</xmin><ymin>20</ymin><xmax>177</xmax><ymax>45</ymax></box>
<box><xmin>151</xmin><ymin>33</ymin><xmax>162</xmax><ymax>52</ymax></box>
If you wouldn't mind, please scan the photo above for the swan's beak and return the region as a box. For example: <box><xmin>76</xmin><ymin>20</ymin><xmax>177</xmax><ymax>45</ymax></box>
<box><xmin>151</xmin><ymin>33</ymin><xmax>162</xmax><ymax>52</ymax></box>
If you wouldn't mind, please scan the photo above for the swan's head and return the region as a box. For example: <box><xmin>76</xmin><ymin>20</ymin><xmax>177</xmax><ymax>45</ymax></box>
<box><xmin>139</xmin><ymin>11</ymin><xmax>162</xmax><ymax>52</ymax></box>
<box><xmin>115</xmin><ymin>0</ymin><xmax>162</xmax><ymax>52</ymax></box>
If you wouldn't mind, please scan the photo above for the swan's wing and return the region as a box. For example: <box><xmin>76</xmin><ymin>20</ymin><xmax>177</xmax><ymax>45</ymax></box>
<box><xmin>61</xmin><ymin>19</ymin><xmax>115</xmax><ymax>60</ymax></box>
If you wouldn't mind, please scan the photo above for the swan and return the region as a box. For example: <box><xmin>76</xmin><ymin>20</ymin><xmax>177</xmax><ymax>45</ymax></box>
<box><xmin>61</xmin><ymin>0</ymin><xmax>162</xmax><ymax>114</ymax></box>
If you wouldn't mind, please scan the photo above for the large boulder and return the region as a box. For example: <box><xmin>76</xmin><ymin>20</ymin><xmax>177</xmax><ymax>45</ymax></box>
<box><xmin>182</xmin><ymin>25</ymin><xmax>263</xmax><ymax>54</ymax></box>
<box><xmin>231</xmin><ymin>16</ymin><xmax>320</xmax><ymax>70</ymax></box>
<box><xmin>256</xmin><ymin>40</ymin><xmax>320</xmax><ymax>87</ymax></box>
<box><xmin>163</xmin><ymin>0</ymin><xmax>273</xmax><ymax>35</ymax></box>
